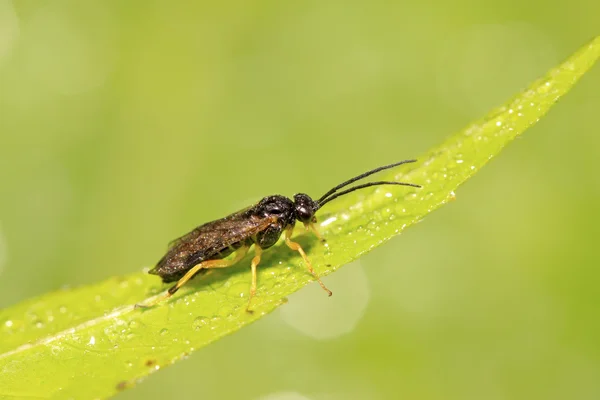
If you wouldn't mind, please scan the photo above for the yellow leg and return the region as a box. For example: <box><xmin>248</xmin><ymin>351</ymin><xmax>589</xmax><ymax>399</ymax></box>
<box><xmin>246</xmin><ymin>246</ymin><xmax>262</xmax><ymax>313</ymax></box>
<box><xmin>284</xmin><ymin>227</ymin><xmax>332</xmax><ymax>296</ymax></box>
<box><xmin>137</xmin><ymin>246</ymin><xmax>249</xmax><ymax>308</ymax></box>
<box><xmin>305</xmin><ymin>222</ymin><xmax>326</xmax><ymax>242</ymax></box>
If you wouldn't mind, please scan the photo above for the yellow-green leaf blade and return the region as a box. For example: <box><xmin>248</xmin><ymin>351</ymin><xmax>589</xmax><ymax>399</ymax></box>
<box><xmin>0</xmin><ymin>36</ymin><xmax>598</xmax><ymax>400</ymax></box>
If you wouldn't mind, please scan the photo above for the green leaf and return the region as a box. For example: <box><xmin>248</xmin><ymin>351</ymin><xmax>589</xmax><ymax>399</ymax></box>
<box><xmin>1</xmin><ymin>36</ymin><xmax>599</xmax><ymax>400</ymax></box>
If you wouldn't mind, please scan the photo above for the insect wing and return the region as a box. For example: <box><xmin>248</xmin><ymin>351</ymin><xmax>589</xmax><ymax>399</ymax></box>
<box><xmin>151</xmin><ymin>208</ymin><xmax>275</xmax><ymax>281</ymax></box>
<box><xmin>166</xmin><ymin>208</ymin><xmax>276</xmax><ymax>259</ymax></box>
<box><xmin>165</xmin><ymin>206</ymin><xmax>253</xmax><ymax>251</ymax></box>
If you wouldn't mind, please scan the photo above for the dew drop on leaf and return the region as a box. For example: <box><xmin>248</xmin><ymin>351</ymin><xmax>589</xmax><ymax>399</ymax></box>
<box><xmin>192</xmin><ymin>317</ymin><xmax>209</xmax><ymax>331</ymax></box>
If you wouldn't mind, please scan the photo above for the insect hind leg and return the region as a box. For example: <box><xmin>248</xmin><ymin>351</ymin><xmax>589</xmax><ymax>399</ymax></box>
<box><xmin>246</xmin><ymin>246</ymin><xmax>263</xmax><ymax>313</ymax></box>
<box><xmin>137</xmin><ymin>246</ymin><xmax>250</xmax><ymax>308</ymax></box>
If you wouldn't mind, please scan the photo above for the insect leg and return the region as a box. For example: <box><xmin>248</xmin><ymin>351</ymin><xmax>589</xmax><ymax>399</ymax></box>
<box><xmin>169</xmin><ymin>245</ymin><xmax>250</xmax><ymax>295</ymax></box>
<box><xmin>305</xmin><ymin>222</ymin><xmax>326</xmax><ymax>243</ymax></box>
<box><xmin>246</xmin><ymin>245</ymin><xmax>263</xmax><ymax>313</ymax></box>
<box><xmin>284</xmin><ymin>226</ymin><xmax>332</xmax><ymax>296</ymax></box>
<box><xmin>137</xmin><ymin>246</ymin><xmax>250</xmax><ymax>308</ymax></box>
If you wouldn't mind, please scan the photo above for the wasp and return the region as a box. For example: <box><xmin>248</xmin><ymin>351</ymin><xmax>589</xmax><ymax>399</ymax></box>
<box><xmin>144</xmin><ymin>159</ymin><xmax>420</xmax><ymax>311</ymax></box>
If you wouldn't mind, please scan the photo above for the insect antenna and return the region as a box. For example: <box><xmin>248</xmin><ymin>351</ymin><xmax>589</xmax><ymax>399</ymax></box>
<box><xmin>317</xmin><ymin>180</ymin><xmax>420</xmax><ymax>208</ymax></box>
<box><xmin>317</xmin><ymin>159</ymin><xmax>417</xmax><ymax>204</ymax></box>
<box><xmin>316</xmin><ymin>159</ymin><xmax>420</xmax><ymax>208</ymax></box>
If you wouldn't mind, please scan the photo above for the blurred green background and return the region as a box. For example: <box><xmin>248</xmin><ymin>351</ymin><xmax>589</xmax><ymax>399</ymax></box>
<box><xmin>1</xmin><ymin>1</ymin><xmax>599</xmax><ymax>399</ymax></box>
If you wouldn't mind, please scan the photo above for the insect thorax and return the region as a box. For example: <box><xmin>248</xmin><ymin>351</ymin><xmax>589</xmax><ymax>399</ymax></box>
<box><xmin>253</xmin><ymin>195</ymin><xmax>296</xmax><ymax>249</ymax></box>
<box><xmin>255</xmin><ymin>222</ymin><xmax>288</xmax><ymax>249</ymax></box>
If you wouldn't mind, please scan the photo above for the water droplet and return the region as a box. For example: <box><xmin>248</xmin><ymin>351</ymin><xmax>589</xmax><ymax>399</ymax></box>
<box><xmin>159</xmin><ymin>328</ymin><xmax>169</xmax><ymax>336</ymax></box>
<box><xmin>129</xmin><ymin>320</ymin><xmax>139</xmax><ymax>329</ymax></box>
<box><xmin>193</xmin><ymin>317</ymin><xmax>209</xmax><ymax>331</ymax></box>
<box><xmin>4</xmin><ymin>320</ymin><xmax>13</xmax><ymax>327</ymax></box>
<box><xmin>227</xmin><ymin>281</ymin><xmax>249</xmax><ymax>298</ymax></box>
<box><xmin>320</xmin><ymin>216</ymin><xmax>337</xmax><ymax>227</ymax></box>
<box><xmin>34</xmin><ymin>320</ymin><xmax>44</xmax><ymax>329</ymax></box>
<box><xmin>218</xmin><ymin>305</ymin><xmax>236</xmax><ymax>318</ymax></box>
<box><xmin>278</xmin><ymin>297</ymin><xmax>289</xmax><ymax>306</ymax></box>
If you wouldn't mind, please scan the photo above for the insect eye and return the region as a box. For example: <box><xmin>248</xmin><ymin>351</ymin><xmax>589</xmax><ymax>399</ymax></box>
<box><xmin>295</xmin><ymin>206</ymin><xmax>313</xmax><ymax>222</ymax></box>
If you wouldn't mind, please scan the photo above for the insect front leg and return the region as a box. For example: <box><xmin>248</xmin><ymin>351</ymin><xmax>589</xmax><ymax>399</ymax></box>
<box><xmin>284</xmin><ymin>226</ymin><xmax>332</xmax><ymax>296</ymax></box>
<box><xmin>305</xmin><ymin>222</ymin><xmax>326</xmax><ymax>243</ymax></box>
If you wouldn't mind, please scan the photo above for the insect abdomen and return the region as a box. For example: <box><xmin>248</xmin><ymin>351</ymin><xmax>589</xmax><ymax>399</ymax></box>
<box><xmin>150</xmin><ymin>251</ymin><xmax>206</xmax><ymax>283</ymax></box>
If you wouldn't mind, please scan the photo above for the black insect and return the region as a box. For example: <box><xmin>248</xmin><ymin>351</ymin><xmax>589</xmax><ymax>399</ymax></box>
<box><xmin>143</xmin><ymin>159</ymin><xmax>420</xmax><ymax>311</ymax></box>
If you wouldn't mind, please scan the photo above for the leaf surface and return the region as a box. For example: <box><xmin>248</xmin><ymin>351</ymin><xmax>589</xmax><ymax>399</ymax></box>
<box><xmin>1</xmin><ymin>36</ymin><xmax>599</xmax><ymax>400</ymax></box>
